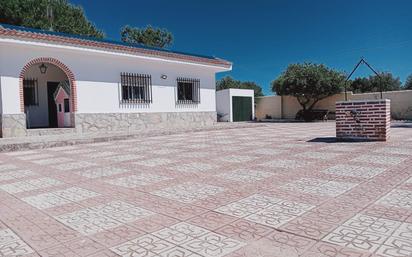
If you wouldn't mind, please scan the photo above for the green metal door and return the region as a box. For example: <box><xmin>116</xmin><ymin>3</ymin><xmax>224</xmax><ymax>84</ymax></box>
<box><xmin>232</xmin><ymin>96</ymin><xmax>252</xmax><ymax>122</ymax></box>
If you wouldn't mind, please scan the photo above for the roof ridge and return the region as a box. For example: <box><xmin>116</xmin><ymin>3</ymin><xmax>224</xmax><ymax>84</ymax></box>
<box><xmin>0</xmin><ymin>23</ymin><xmax>231</xmax><ymax>67</ymax></box>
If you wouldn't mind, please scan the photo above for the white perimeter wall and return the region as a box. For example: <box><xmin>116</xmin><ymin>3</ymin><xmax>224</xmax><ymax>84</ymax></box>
<box><xmin>0</xmin><ymin>40</ymin><xmax>227</xmax><ymax>115</ymax></box>
<box><xmin>216</xmin><ymin>89</ymin><xmax>255</xmax><ymax>122</ymax></box>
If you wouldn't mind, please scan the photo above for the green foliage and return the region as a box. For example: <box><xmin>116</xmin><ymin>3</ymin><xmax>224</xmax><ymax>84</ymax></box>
<box><xmin>404</xmin><ymin>74</ymin><xmax>412</xmax><ymax>90</ymax></box>
<box><xmin>120</xmin><ymin>25</ymin><xmax>173</xmax><ymax>48</ymax></box>
<box><xmin>348</xmin><ymin>73</ymin><xmax>402</xmax><ymax>93</ymax></box>
<box><xmin>216</xmin><ymin>76</ymin><xmax>264</xmax><ymax>97</ymax></box>
<box><xmin>272</xmin><ymin>63</ymin><xmax>345</xmax><ymax>111</ymax></box>
<box><xmin>0</xmin><ymin>0</ymin><xmax>104</xmax><ymax>38</ymax></box>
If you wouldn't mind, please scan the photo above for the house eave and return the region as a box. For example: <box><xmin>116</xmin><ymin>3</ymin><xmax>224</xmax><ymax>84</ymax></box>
<box><xmin>0</xmin><ymin>24</ymin><xmax>232</xmax><ymax>71</ymax></box>
<box><xmin>0</xmin><ymin>37</ymin><xmax>232</xmax><ymax>72</ymax></box>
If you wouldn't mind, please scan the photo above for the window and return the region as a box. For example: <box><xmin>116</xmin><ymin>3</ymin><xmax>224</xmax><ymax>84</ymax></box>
<box><xmin>176</xmin><ymin>77</ymin><xmax>200</xmax><ymax>104</ymax></box>
<box><xmin>23</xmin><ymin>79</ymin><xmax>39</xmax><ymax>106</ymax></box>
<box><xmin>120</xmin><ymin>73</ymin><xmax>152</xmax><ymax>103</ymax></box>
<box><xmin>64</xmin><ymin>99</ymin><xmax>70</xmax><ymax>113</ymax></box>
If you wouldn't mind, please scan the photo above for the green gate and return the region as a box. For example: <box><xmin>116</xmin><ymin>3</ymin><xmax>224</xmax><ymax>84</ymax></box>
<box><xmin>232</xmin><ymin>96</ymin><xmax>252</xmax><ymax>122</ymax></box>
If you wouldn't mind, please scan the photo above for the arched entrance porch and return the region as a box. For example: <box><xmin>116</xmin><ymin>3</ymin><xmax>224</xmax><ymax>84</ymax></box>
<box><xmin>19</xmin><ymin>58</ymin><xmax>77</xmax><ymax>129</ymax></box>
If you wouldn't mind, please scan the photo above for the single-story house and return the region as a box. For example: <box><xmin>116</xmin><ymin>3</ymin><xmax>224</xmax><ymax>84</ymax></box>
<box><xmin>0</xmin><ymin>24</ymin><xmax>232</xmax><ymax>137</ymax></box>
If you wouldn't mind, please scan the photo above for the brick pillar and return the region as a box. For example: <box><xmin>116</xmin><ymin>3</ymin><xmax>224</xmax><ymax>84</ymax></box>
<box><xmin>336</xmin><ymin>99</ymin><xmax>390</xmax><ymax>141</ymax></box>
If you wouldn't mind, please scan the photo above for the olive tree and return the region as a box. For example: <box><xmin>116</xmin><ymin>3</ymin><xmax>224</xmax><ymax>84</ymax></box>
<box><xmin>272</xmin><ymin>63</ymin><xmax>345</xmax><ymax>112</ymax></box>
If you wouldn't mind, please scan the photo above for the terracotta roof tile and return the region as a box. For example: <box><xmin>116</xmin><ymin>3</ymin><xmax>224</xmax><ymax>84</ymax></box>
<box><xmin>0</xmin><ymin>24</ymin><xmax>231</xmax><ymax>69</ymax></box>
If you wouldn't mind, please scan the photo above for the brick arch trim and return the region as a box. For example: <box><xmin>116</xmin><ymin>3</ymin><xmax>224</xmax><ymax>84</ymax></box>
<box><xmin>19</xmin><ymin>57</ymin><xmax>77</xmax><ymax>113</ymax></box>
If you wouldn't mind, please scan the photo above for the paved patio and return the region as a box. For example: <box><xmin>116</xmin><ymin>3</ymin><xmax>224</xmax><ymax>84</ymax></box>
<box><xmin>0</xmin><ymin>122</ymin><xmax>411</xmax><ymax>257</ymax></box>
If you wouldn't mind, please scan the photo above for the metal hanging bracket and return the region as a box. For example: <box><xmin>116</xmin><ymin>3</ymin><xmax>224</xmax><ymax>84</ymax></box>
<box><xmin>344</xmin><ymin>57</ymin><xmax>383</xmax><ymax>101</ymax></box>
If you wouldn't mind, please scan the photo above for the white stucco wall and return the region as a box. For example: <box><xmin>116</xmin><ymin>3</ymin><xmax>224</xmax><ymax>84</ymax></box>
<box><xmin>216</xmin><ymin>88</ymin><xmax>255</xmax><ymax>122</ymax></box>
<box><xmin>216</xmin><ymin>89</ymin><xmax>231</xmax><ymax>121</ymax></box>
<box><xmin>0</xmin><ymin>39</ymin><xmax>229</xmax><ymax>116</ymax></box>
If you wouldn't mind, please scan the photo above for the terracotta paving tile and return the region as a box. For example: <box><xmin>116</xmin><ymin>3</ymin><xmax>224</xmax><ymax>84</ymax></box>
<box><xmin>1</xmin><ymin>122</ymin><xmax>412</xmax><ymax>256</ymax></box>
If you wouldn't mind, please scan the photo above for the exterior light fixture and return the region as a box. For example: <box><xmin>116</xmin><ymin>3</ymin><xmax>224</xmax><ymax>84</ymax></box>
<box><xmin>161</xmin><ymin>74</ymin><xmax>167</xmax><ymax>80</ymax></box>
<box><xmin>39</xmin><ymin>63</ymin><xmax>48</xmax><ymax>74</ymax></box>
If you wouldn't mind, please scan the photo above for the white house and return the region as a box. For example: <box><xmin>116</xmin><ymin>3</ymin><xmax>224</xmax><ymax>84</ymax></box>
<box><xmin>0</xmin><ymin>24</ymin><xmax>232</xmax><ymax>137</ymax></box>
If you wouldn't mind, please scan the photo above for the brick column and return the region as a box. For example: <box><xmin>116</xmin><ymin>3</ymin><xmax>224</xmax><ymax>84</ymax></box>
<box><xmin>336</xmin><ymin>99</ymin><xmax>390</xmax><ymax>141</ymax></box>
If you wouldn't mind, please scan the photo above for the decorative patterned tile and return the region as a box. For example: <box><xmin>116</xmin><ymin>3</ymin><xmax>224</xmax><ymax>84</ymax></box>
<box><xmin>153</xmin><ymin>223</ymin><xmax>208</xmax><ymax>245</ymax></box>
<box><xmin>392</xmin><ymin>222</ymin><xmax>412</xmax><ymax>241</ymax></box>
<box><xmin>246</xmin><ymin>200</ymin><xmax>314</xmax><ymax>228</ymax></box>
<box><xmin>216</xmin><ymin>220</ymin><xmax>273</xmax><ymax>242</ymax></box>
<box><xmin>16</xmin><ymin>153</ymin><xmax>54</xmax><ymax>161</ymax></box>
<box><xmin>217</xmin><ymin>169</ymin><xmax>273</xmax><ymax>182</ymax></box>
<box><xmin>55</xmin><ymin>201</ymin><xmax>154</xmax><ymax>235</ymax></box>
<box><xmin>353</xmin><ymin>155</ymin><xmax>407</xmax><ymax>165</ymax></box>
<box><xmin>295</xmin><ymin>152</ymin><xmax>341</xmax><ymax>160</ymax></box>
<box><xmin>170</xmin><ymin>162</ymin><xmax>217</xmax><ymax>173</ymax></box>
<box><xmin>103</xmin><ymin>154</ymin><xmax>144</xmax><ymax>163</ymax></box>
<box><xmin>0</xmin><ymin>170</ymin><xmax>36</xmax><ymax>182</ymax></box>
<box><xmin>216</xmin><ymin>194</ymin><xmax>314</xmax><ymax>229</ymax></box>
<box><xmin>1</xmin><ymin>123</ymin><xmax>412</xmax><ymax>257</ymax></box>
<box><xmin>247</xmin><ymin>148</ymin><xmax>287</xmax><ymax>155</ymax></box>
<box><xmin>0</xmin><ymin>164</ymin><xmax>18</xmax><ymax>172</ymax></box>
<box><xmin>159</xmin><ymin>247</ymin><xmax>202</xmax><ymax>257</ymax></box>
<box><xmin>152</xmin><ymin>182</ymin><xmax>225</xmax><ymax>204</ymax></box>
<box><xmin>215</xmin><ymin>202</ymin><xmax>262</xmax><ymax>218</ymax></box>
<box><xmin>106</xmin><ymin>173</ymin><xmax>171</xmax><ymax>188</ymax></box>
<box><xmin>259</xmin><ymin>159</ymin><xmax>309</xmax><ymax>169</ymax></box>
<box><xmin>55</xmin><ymin>161</ymin><xmax>97</xmax><ymax>171</ymax></box>
<box><xmin>133</xmin><ymin>158</ymin><xmax>175</xmax><ymax>167</ymax></box>
<box><xmin>110</xmin><ymin>234</ymin><xmax>174</xmax><ymax>256</ymax></box>
<box><xmin>0</xmin><ymin>228</ymin><xmax>34</xmax><ymax>256</ymax></box>
<box><xmin>84</xmin><ymin>151</ymin><xmax>117</xmax><ymax>159</ymax></box>
<box><xmin>374</xmin><ymin>147</ymin><xmax>412</xmax><ymax>155</ymax></box>
<box><xmin>22</xmin><ymin>192</ymin><xmax>72</xmax><ymax>209</ymax></box>
<box><xmin>322</xmin><ymin>164</ymin><xmax>386</xmax><ymax>178</ymax></box>
<box><xmin>341</xmin><ymin>214</ymin><xmax>401</xmax><ymax>236</ymax></box>
<box><xmin>216</xmin><ymin>155</ymin><xmax>257</xmax><ymax>163</ymax></box>
<box><xmin>32</xmin><ymin>157</ymin><xmax>72</xmax><ymax>165</ymax></box>
<box><xmin>0</xmin><ymin>177</ymin><xmax>63</xmax><ymax>194</ymax></box>
<box><xmin>377</xmin><ymin>189</ymin><xmax>412</xmax><ymax>209</ymax></box>
<box><xmin>323</xmin><ymin>226</ymin><xmax>386</xmax><ymax>252</ymax></box>
<box><xmin>77</xmin><ymin>167</ymin><xmax>129</xmax><ymax>179</ymax></box>
<box><xmin>376</xmin><ymin>236</ymin><xmax>412</xmax><ymax>257</ymax></box>
<box><xmin>5</xmin><ymin>150</ymin><xmax>38</xmax><ymax>156</ymax></box>
<box><xmin>55</xmin><ymin>186</ymin><xmax>100</xmax><ymax>201</ymax></box>
<box><xmin>182</xmin><ymin>232</ymin><xmax>246</xmax><ymax>257</ymax></box>
<box><xmin>282</xmin><ymin>178</ymin><xmax>357</xmax><ymax>197</ymax></box>
<box><xmin>177</xmin><ymin>152</ymin><xmax>210</xmax><ymax>159</ymax></box>
<box><xmin>154</xmin><ymin>149</ymin><xmax>183</xmax><ymax>155</ymax></box>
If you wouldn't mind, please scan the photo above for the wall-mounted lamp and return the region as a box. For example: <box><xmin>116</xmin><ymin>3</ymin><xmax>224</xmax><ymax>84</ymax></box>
<box><xmin>160</xmin><ymin>74</ymin><xmax>167</xmax><ymax>80</ymax></box>
<box><xmin>39</xmin><ymin>63</ymin><xmax>48</xmax><ymax>74</ymax></box>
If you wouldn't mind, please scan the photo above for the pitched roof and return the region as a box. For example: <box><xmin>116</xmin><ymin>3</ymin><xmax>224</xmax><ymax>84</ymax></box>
<box><xmin>0</xmin><ymin>23</ymin><xmax>232</xmax><ymax>69</ymax></box>
<box><xmin>53</xmin><ymin>81</ymin><xmax>71</xmax><ymax>100</ymax></box>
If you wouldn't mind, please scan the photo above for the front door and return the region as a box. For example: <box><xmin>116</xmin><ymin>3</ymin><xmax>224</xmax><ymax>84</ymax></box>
<box><xmin>47</xmin><ymin>82</ymin><xmax>59</xmax><ymax>128</ymax></box>
<box><xmin>232</xmin><ymin>96</ymin><xmax>252</xmax><ymax>122</ymax></box>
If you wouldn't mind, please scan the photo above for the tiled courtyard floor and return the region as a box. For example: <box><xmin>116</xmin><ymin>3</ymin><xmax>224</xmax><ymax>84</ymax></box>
<box><xmin>0</xmin><ymin>122</ymin><xmax>412</xmax><ymax>257</ymax></box>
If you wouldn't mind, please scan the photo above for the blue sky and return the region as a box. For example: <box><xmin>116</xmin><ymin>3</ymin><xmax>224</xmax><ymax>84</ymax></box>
<box><xmin>71</xmin><ymin>0</ymin><xmax>412</xmax><ymax>95</ymax></box>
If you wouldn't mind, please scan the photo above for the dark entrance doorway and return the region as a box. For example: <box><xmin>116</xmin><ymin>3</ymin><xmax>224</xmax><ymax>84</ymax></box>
<box><xmin>47</xmin><ymin>82</ymin><xmax>59</xmax><ymax>128</ymax></box>
<box><xmin>232</xmin><ymin>96</ymin><xmax>252</xmax><ymax>122</ymax></box>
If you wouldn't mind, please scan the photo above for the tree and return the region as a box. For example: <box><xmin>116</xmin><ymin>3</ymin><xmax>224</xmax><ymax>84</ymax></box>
<box><xmin>120</xmin><ymin>25</ymin><xmax>173</xmax><ymax>48</ymax></box>
<box><xmin>348</xmin><ymin>77</ymin><xmax>371</xmax><ymax>93</ymax></box>
<box><xmin>0</xmin><ymin>0</ymin><xmax>104</xmax><ymax>38</ymax></box>
<box><xmin>216</xmin><ymin>76</ymin><xmax>264</xmax><ymax>97</ymax></box>
<box><xmin>272</xmin><ymin>63</ymin><xmax>345</xmax><ymax>111</ymax></box>
<box><xmin>403</xmin><ymin>74</ymin><xmax>412</xmax><ymax>90</ymax></box>
<box><xmin>349</xmin><ymin>73</ymin><xmax>402</xmax><ymax>93</ymax></box>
